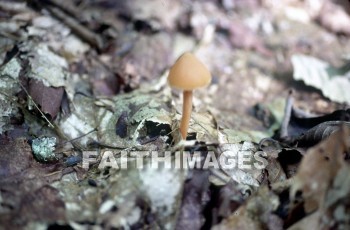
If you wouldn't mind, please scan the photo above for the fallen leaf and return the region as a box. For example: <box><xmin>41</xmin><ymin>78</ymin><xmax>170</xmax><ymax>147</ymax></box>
<box><xmin>290</xmin><ymin>126</ymin><xmax>349</xmax><ymax>213</ymax></box>
<box><xmin>291</xmin><ymin>54</ymin><xmax>350</xmax><ymax>103</ymax></box>
<box><xmin>28</xmin><ymin>79</ymin><xmax>64</xmax><ymax>119</ymax></box>
<box><xmin>0</xmin><ymin>57</ymin><xmax>22</xmax><ymax>134</ymax></box>
<box><xmin>212</xmin><ymin>187</ymin><xmax>281</xmax><ymax>230</ymax></box>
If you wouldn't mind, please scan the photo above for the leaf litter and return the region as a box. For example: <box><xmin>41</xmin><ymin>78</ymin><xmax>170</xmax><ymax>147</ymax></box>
<box><xmin>0</xmin><ymin>0</ymin><xmax>350</xmax><ymax>229</ymax></box>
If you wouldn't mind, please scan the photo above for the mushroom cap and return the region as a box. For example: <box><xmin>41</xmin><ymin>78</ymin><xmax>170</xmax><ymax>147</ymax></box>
<box><xmin>168</xmin><ymin>52</ymin><xmax>212</xmax><ymax>91</ymax></box>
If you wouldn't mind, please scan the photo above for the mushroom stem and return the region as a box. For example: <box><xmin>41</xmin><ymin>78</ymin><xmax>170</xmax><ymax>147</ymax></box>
<box><xmin>180</xmin><ymin>90</ymin><xmax>193</xmax><ymax>139</ymax></box>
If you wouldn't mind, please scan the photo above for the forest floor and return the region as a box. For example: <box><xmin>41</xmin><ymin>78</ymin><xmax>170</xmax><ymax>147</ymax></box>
<box><xmin>1</xmin><ymin>0</ymin><xmax>350</xmax><ymax>229</ymax></box>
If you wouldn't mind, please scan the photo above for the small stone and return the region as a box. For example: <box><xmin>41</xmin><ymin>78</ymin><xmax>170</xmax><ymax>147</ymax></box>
<box><xmin>31</xmin><ymin>137</ymin><xmax>57</xmax><ymax>162</ymax></box>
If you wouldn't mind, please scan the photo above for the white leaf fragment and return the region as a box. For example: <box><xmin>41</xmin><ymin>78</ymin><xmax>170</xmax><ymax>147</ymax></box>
<box><xmin>139</xmin><ymin>166</ymin><xmax>184</xmax><ymax>229</ymax></box>
<box><xmin>28</xmin><ymin>44</ymin><xmax>68</xmax><ymax>87</ymax></box>
<box><xmin>292</xmin><ymin>54</ymin><xmax>350</xmax><ymax>103</ymax></box>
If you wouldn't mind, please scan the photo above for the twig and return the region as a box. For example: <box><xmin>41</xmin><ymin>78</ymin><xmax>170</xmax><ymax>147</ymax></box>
<box><xmin>60</xmin><ymin>128</ymin><xmax>98</xmax><ymax>146</ymax></box>
<box><xmin>47</xmin><ymin>5</ymin><xmax>103</xmax><ymax>49</ymax></box>
<box><xmin>43</xmin><ymin>0</ymin><xmax>80</xmax><ymax>19</ymax></box>
<box><xmin>18</xmin><ymin>81</ymin><xmax>55</xmax><ymax>128</ymax></box>
<box><xmin>53</xmin><ymin>128</ymin><xmax>98</xmax><ymax>153</ymax></box>
<box><xmin>30</xmin><ymin>0</ymin><xmax>104</xmax><ymax>50</ymax></box>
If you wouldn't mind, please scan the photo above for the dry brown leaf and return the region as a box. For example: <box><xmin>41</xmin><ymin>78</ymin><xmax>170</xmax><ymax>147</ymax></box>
<box><xmin>213</xmin><ymin>187</ymin><xmax>282</xmax><ymax>230</ymax></box>
<box><xmin>290</xmin><ymin>126</ymin><xmax>350</xmax><ymax>213</ymax></box>
<box><xmin>28</xmin><ymin>79</ymin><xmax>64</xmax><ymax>119</ymax></box>
<box><xmin>287</xmin><ymin>210</ymin><xmax>321</xmax><ymax>230</ymax></box>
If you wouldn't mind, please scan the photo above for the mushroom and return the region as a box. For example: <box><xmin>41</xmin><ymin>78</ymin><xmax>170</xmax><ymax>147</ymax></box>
<box><xmin>168</xmin><ymin>52</ymin><xmax>212</xmax><ymax>139</ymax></box>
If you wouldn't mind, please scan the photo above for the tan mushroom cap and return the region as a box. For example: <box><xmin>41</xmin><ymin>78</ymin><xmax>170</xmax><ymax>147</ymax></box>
<box><xmin>168</xmin><ymin>52</ymin><xmax>212</xmax><ymax>91</ymax></box>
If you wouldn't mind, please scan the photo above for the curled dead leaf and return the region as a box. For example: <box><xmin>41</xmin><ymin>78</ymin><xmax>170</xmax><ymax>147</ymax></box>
<box><xmin>290</xmin><ymin>125</ymin><xmax>350</xmax><ymax>213</ymax></box>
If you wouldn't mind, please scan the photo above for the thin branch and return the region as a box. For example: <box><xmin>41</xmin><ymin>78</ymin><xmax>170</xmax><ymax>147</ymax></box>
<box><xmin>18</xmin><ymin>81</ymin><xmax>55</xmax><ymax>128</ymax></box>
